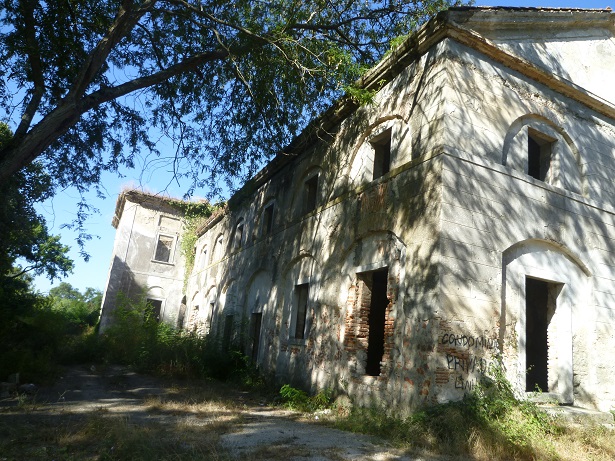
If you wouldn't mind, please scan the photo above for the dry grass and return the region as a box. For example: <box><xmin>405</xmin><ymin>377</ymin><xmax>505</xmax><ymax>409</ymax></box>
<box><xmin>550</xmin><ymin>424</ymin><xmax>615</xmax><ymax>461</ymax></box>
<box><xmin>0</xmin><ymin>416</ymin><xmax>234</xmax><ymax>460</ymax></box>
<box><xmin>2</xmin><ymin>375</ymin><xmax>614</xmax><ymax>461</ymax></box>
<box><xmin>329</xmin><ymin>394</ymin><xmax>615</xmax><ymax>461</ymax></box>
<box><xmin>0</xmin><ymin>384</ymin><xmax>242</xmax><ymax>461</ymax></box>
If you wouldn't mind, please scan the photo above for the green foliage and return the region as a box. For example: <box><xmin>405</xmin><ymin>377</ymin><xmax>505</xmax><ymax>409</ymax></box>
<box><xmin>49</xmin><ymin>282</ymin><xmax>102</xmax><ymax>331</ymax></box>
<box><xmin>343</xmin><ymin>85</ymin><xmax>378</xmax><ymax>106</ymax></box>
<box><xmin>0</xmin><ymin>279</ymin><xmax>103</xmax><ymax>382</ymax></box>
<box><xmin>389</xmin><ymin>34</ymin><xmax>411</xmax><ymax>52</ymax></box>
<box><xmin>174</xmin><ymin>201</ymin><xmax>221</xmax><ymax>284</ymax></box>
<box><xmin>335</xmin><ymin>359</ymin><xmax>560</xmax><ymax>460</ymax></box>
<box><xmin>0</xmin><ymin>0</ymin><xmax>463</xmax><ymax>198</ymax></box>
<box><xmin>279</xmin><ymin>384</ymin><xmax>333</xmax><ymax>412</ymax></box>
<box><xmin>0</xmin><ymin>123</ymin><xmax>73</xmax><ymax>290</ymax></box>
<box><xmin>0</xmin><ymin>123</ymin><xmax>73</xmax><ymax>283</ymax></box>
<box><xmin>99</xmin><ymin>291</ymin><xmax>256</xmax><ymax>383</ymax></box>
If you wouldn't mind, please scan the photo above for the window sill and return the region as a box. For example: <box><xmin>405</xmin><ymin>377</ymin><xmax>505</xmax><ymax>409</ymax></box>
<box><xmin>151</xmin><ymin>259</ymin><xmax>175</xmax><ymax>266</ymax></box>
<box><xmin>288</xmin><ymin>338</ymin><xmax>308</xmax><ymax>347</ymax></box>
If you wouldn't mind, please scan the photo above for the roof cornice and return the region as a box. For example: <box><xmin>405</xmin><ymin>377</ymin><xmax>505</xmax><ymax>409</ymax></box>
<box><xmin>112</xmin><ymin>190</ymin><xmax>185</xmax><ymax>228</ymax></box>
<box><xmin>230</xmin><ymin>7</ymin><xmax>615</xmax><ymax>204</ymax></box>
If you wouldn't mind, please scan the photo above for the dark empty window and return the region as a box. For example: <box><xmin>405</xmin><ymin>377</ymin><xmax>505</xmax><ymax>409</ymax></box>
<box><xmin>304</xmin><ymin>175</ymin><xmax>318</xmax><ymax>213</ymax></box>
<box><xmin>177</xmin><ymin>297</ymin><xmax>187</xmax><ymax>329</ymax></box>
<box><xmin>371</xmin><ymin>129</ymin><xmax>392</xmax><ymax>180</ymax></box>
<box><xmin>234</xmin><ymin>221</ymin><xmax>244</xmax><ymax>249</ymax></box>
<box><xmin>154</xmin><ymin>235</ymin><xmax>174</xmax><ymax>262</ymax></box>
<box><xmin>528</xmin><ymin>129</ymin><xmax>554</xmax><ymax>182</ymax></box>
<box><xmin>263</xmin><ymin>204</ymin><xmax>274</xmax><ymax>236</ymax></box>
<box><xmin>525</xmin><ymin>277</ymin><xmax>560</xmax><ymax>393</ymax></box>
<box><xmin>146</xmin><ymin>298</ymin><xmax>163</xmax><ymax>322</ymax></box>
<box><xmin>293</xmin><ymin>284</ymin><xmax>310</xmax><ymax>339</ymax></box>
<box><xmin>200</xmin><ymin>246</ymin><xmax>208</xmax><ymax>269</ymax></box>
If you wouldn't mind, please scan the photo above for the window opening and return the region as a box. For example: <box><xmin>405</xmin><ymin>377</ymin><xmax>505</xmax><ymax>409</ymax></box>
<box><xmin>371</xmin><ymin>129</ymin><xmax>392</xmax><ymax>180</ymax></box>
<box><xmin>200</xmin><ymin>246</ymin><xmax>208</xmax><ymax>269</ymax></box>
<box><xmin>293</xmin><ymin>284</ymin><xmax>310</xmax><ymax>339</ymax></box>
<box><xmin>189</xmin><ymin>305</ymin><xmax>199</xmax><ymax>332</ymax></box>
<box><xmin>525</xmin><ymin>277</ymin><xmax>560</xmax><ymax>392</ymax></box>
<box><xmin>146</xmin><ymin>298</ymin><xmax>163</xmax><ymax>322</ymax></box>
<box><xmin>213</xmin><ymin>236</ymin><xmax>224</xmax><ymax>261</ymax></box>
<box><xmin>527</xmin><ymin>129</ymin><xmax>554</xmax><ymax>182</ymax></box>
<box><xmin>304</xmin><ymin>175</ymin><xmax>318</xmax><ymax>213</ymax></box>
<box><xmin>177</xmin><ymin>297</ymin><xmax>187</xmax><ymax>329</ymax></box>
<box><xmin>363</xmin><ymin>268</ymin><xmax>389</xmax><ymax>376</ymax></box>
<box><xmin>234</xmin><ymin>221</ymin><xmax>244</xmax><ymax>249</ymax></box>
<box><xmin>154</xmin><ymin>235</ymin><xmax>174</xmax><ymax>263</ymax></box>
<box><xmin>207</xmin><ymin>301</ymin><xmax>215</xmax><ymax>334</ymax></box>
<box><xmin>250</xmin><ymin>313</ymin><xmax>262</xmax><ymax>362</ymax></box>
<box><xmin>223</xmin><ymin>314</ymin><xmax>234</xmax><ymax>350</ymax></box>
<box><xmin>263</xmin><ymin>204</ymin><xmax>274</xmax><ymax>236</ymax></box>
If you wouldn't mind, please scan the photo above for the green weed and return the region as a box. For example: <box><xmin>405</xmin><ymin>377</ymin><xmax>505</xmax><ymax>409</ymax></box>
<box><xmin>333</xmin><ymin>359</ymin><xmax>563</xmax><ymax>460</ymax></box>
<box><xmin>279</xmin><ymin>384</ymin><xmax>332</xmax><ymax>412</ymax></box>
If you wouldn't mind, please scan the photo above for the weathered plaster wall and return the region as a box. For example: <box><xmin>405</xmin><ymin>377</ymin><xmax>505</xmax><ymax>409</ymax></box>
<box><xmin>185</xmin><ymin>47</ymin><xmax>449</xmax><ymax>411</ymax></box>
<box><xmin>452</xmin><ymin>8</ymin><xmax>615</xmax><ymax>104</ymax></box>
<box><xmin>183</xmin><ymin>11</ymin><xmax>615</xmax><ymax>414</ymax></box>
<box><xmin>100</xmin><ymin>197</ymin><xmax>186</xmax><ymax>331</ymax></box>
<box><xmin>433</xmin><ymin>38</ymin><xmax>615</xmax><ymax>411</ymax></box>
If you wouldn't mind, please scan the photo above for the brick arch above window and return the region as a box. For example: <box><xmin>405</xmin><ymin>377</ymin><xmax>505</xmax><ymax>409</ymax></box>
<box><xmin>338</xmin><ymin>231</ymin><xmax>407</xmax><ymax>379</ymax></box>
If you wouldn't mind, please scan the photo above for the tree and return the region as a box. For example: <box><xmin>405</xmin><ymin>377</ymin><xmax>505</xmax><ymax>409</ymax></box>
<box><xmin>49</xmin><ymin>282</ymin><xmax>102</xmax><ymax>327</ymax></box>
<box><xmin>0</xmin><ymin>0</ymin><xmax>457</xmax><ymax>198</ymax></box>
<box><xmin>0</xmin><ymin>123</ymin><xmax>73</xmax><ymax>284</ymax></box>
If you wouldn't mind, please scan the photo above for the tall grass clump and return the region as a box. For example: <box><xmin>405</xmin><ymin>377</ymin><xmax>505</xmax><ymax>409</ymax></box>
<box><xmin>335</xmin><ymin>360</ymin><xmax>560</xmax><ymax>461</ymax></box>
<box><xmin>99</xmin><ymin>292</ymin><xmax>257</xmax><ymax>383</ymax></box>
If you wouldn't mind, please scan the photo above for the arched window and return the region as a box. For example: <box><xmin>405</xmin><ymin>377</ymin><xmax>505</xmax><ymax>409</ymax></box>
<box><xmin>502</xmin><ymin>115</ymin><xmax>584</xmax><ymax>195</ymax></box>
<box><xmin>233</xmin><ymin>218</ymin><xmax>245</xmax><ymax>249</ymax></box>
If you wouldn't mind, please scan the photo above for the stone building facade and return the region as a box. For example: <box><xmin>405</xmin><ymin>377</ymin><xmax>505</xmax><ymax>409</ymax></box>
<box><xmin>102</xmin><ymin>7</ymin><xmax>615</xmax><ymax>413</ymax></box>
<box><xmin>99</xmin><ymin>190</ymin><xmax>187</xmax><ymax>331</ymax></box>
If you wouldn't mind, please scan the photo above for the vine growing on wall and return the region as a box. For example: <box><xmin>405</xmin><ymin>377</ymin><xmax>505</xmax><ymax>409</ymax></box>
<box><xmin>168</xmin><ymin>200</ymin><xmax>223</xmax><ymax>287</ymax></box>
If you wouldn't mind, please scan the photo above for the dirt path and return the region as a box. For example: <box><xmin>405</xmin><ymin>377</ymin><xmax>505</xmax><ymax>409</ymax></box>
<box><xmin>0</xmin><ymin>365</ymin><xmax>454</xmax><ymax>461</ymax></box>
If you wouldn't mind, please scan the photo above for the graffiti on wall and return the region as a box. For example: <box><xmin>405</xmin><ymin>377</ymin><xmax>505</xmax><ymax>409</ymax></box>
<box><xmin>440</xmin><ymin>333</ymin><xmax>497</xmax><ymax>392</ymax></box>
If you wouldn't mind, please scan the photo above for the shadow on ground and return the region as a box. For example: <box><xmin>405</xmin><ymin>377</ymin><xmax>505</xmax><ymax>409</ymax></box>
<box><xmin>0</xmin><ymin>365</ymin><xmax>456</xmax><ymax>461</ymax></box>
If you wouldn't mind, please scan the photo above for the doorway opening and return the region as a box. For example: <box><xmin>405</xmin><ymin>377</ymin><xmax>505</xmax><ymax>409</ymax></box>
<box><xmin>362</xmin><ymin>268</ymin><xmax>389</xmax><ymax>376</ymax></box>
<box><xmin>222</xmin><ymin>314</ymin><xmax>234</xmax><ymax>350</ymax></box>
<box><xmin>250</xmin><ymin>313</ymin><xmax>262</xmax><ymax>363</ymax></box>
<box><xmin>525</xmin><ymin>277</ymin><xmax>561</xmax><ymax>392</ymax></box>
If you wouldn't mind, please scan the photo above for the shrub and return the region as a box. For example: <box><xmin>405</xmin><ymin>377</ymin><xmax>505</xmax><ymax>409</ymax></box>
<box><xmin>98</xmin><ymin>291</ymin><xmax>258</xmax><ymax>383</ymax></box>
<box><xmin>334</xmin><ymin>358</ymin><xmax>559</xmax><ymax>460</ymax></box>
<box><xmin>279</xmin><ymin>384</ymin><xmax>332</xmax><ymax>412</ymax></box>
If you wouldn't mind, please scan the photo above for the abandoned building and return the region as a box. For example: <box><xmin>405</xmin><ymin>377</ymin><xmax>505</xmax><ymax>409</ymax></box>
<box><xmin>100</xmin><ymin>7</ymin><xmax>615</xmax><ymax>413</ymax></box>
<box><xmin>99</xmin><ymin>190</ymin><xmax>187</xmax><ymax>331</ymax></box>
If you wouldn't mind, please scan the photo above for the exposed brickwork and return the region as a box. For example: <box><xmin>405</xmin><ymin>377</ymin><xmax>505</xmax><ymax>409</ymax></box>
<box><xmin>344</xmin><ymin>272</ymin><xmax>398</xmax><ymax>380</ymax></box>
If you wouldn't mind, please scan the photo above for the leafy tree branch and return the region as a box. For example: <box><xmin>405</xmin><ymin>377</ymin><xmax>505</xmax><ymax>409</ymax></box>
<box><xmin>1</xmin><ymin>0</ymin><xmax>459</xmax><ymax>190</ymax></box>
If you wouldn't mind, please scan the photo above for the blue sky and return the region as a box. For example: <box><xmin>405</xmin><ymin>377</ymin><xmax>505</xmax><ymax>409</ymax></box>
<box><xmin>32</xmin><ymin>0</ymin><xmax>612</xmax><ymax>294</ymax></box>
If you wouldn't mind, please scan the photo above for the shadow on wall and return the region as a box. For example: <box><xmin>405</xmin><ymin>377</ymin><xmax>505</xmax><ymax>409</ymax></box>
<box><xmin>196</xmin><ymin>47</ymin><xmax>448</xmax><ymax>410</ymax></box>
<box><xmin>99</xmin><ymin>256</ymin><xmax>142</xmax><ymax>332</ymax></box>
<box><xmin>191</xmin><ymin>37</ymin><xmax>615</xmax><ymax>413</ymax></box>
